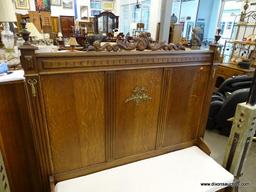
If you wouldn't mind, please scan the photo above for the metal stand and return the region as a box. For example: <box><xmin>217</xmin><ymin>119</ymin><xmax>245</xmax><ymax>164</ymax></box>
<box><xmin>223</xmin><ymin>69</ymin><xmax>256</xmax><ymax>191</ymax></box>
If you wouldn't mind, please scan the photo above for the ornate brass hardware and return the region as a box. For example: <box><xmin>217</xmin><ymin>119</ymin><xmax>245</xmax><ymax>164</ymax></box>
<box><xmin>125</xmin><ymin>86</ymin><xmax>152</xmax><ymax>104</ymax></box>
<box><xmin>27</xmin><ymin>79</ymin><xmax>38</xmax><ymax>97</ymax></box>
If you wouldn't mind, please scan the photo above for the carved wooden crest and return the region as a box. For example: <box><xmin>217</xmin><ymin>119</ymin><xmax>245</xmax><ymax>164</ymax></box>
<box><xmin>89</xmin><ymin>33</ymin><xmax>186</xmax><ymax>52</ymax></box>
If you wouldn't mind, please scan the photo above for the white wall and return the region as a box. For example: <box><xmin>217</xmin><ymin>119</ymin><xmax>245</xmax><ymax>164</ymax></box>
<box><xmin>51</xmin><ymin>5</ymin><xmax>75</xmax><ymax>17</ymax></box>
<box><xmin>14</xmin><ymin>0</ymin><xmax>76</xmax><ymax>16</ymax></box>
<box><xmin>197</xmin><ymin>0</ymin><xmax>221</xmax><ymax>41</ymax></box>
<box><xmin>179</xmin><ymin>0</ymin><xmax>199</xmax><ymax>22</ymax></box>
<box><xmin>207</xmin><ymin>0</ymin><xmax>221</xmax><ymax>40</ymax></box>
<box><xmin>149</xmin><ymin>0</ymin><xmax>161</xmax><ymax>39</ymax></box>
<box><xmin>14</xmin><ymin>0</ymin><xmax>117</xmax><ymax>19</ymax></box>
<box><xmin>14</xmin><ymin>0</ymin><xmax>36</xmax><ymax>14</ymax></box>
<box><xmin>117</xmin><ymin>0</ymin><xmax>161</xmax><ymax>39</ymax></box>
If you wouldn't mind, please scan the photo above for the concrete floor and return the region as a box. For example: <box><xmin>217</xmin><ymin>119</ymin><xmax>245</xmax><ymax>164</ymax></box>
<box><xmin>204</xmin><ymin>130</ymin><xmax>256</xmax><ymax>192</ymax></box>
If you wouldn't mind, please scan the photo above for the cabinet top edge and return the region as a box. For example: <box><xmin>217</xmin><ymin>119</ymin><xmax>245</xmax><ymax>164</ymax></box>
<box><xmin>35</xmin><ymin>50</ymin><xmax>213</xmax><ymax>58</ymax></box>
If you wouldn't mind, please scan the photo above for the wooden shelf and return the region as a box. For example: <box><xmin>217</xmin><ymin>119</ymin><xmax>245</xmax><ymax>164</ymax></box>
<box><xmin>235</xmin><ymin>23</ymin><xmax>256</xmax><ymax>27</ymax></box>
<box><xmin>226</xmin><ymin>40</ymin><xmax>256</xmax><ymax>46</ymax></box>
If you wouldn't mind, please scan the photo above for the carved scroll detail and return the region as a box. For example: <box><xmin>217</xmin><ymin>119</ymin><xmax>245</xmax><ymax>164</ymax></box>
<box><xmin>91</xmin><ymin>33</ymin><xmax>186</xmax><ymax>52</ymax></box>
<box><xmin>24</xmin><ymin>55</ymin><xmax>34</xmax><ymax>69</ymax></box>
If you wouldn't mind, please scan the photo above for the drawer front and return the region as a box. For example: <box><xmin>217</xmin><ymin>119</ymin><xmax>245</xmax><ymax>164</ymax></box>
<box><xmin>113</xmin><ymin>69</ymin><xmax>162</xmax><ymax>159</ymax></box>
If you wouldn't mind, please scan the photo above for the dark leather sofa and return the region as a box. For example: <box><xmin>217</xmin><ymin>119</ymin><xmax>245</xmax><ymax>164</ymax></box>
<box><xmin>207</xmin><ymin>75</ymin><xmax>252</xmax><ymax>136</ymax></box>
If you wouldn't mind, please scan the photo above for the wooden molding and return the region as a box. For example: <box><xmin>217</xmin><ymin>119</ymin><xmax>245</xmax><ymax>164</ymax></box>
<box><xmin>196</xmin><ymin>137</ymin><xmax>211</xmax><ymax>155</ymax></box>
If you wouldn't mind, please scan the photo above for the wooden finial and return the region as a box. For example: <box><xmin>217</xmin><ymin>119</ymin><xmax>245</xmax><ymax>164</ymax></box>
<box><xmin>209</xmin><ymin>44</ymin><xmax>222</xmax><ymax>63</ymax></box>
<box><xmin>20</xmin><ymin>19</ymin><xmax>31</xmax><ymax>45</ymax></box>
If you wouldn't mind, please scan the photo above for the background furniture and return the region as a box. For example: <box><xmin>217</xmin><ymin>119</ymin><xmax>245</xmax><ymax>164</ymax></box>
<box><xmin>79</xmin><ymin>19</ymin><xmax>94</xmax><ymax>34</ymax></box>
<box><xmin>16</xmin><ymin>14</ymin><xmax>30</xmax><ymax>31</ymax></box>
<box><xmin>216</xmin><ymin>75</ymin><xmax>252</xmax><ymax>95</ymax></box>
<box><xmin>28</xmin><ymin>11</ymin><xmax>41</xmax><ymax>32</ymax></box>
<box><xmin>133</xmin><ymin>23</ymin><xmax>145</xmax><ymax>36</ymax></box>
<box><xmin>222</xmin><ymin>1</ymin><xmax>256</xmax><ymax>65</ymax></box>
<box><xmin>19</xmin><ymin>46</ymin><xmax>217</xmax><ymax>192</ymax></box>
<box><xmin>0</xmin><ymin>71</ymin><xmax>41</xmax><ymax>192</ymax></box>
<box><xmin>41</xmin><ymin>12</ymin><xmax>52</xmax><ymax>33</ymax></box>
<box><xmin>169</xmin><ymin>23</ymin><xmax>182</xmax><ymax>43</ymax></box>
<box><xmin>215</xmin><ymin>63</ymin><xmax>255</xmax><ymax>88</ymax></box>
<box><xmin>94</xmin><ymin>11</ymin><xmax>119</xmax><ymax>34</ymax></box>
<box><xmin>207</xmin><ymin>75</ymin><xmax>253</xmax><ymax>136</ymax></box>
<box><xmin>60</xmin><ymin>16</ymin><xmax>74</xmax><ymax>37</ymax></box>
<box><xmin>51</xmin><ymin>17</ymin><xmax>59</xmax><ymax>34</ymax></box>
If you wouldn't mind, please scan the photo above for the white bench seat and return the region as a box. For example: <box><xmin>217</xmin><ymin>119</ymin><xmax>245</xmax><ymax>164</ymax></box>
<box><xmin>55</xmin><ymin>146</ymin><xmax>234</xmax><ymax>192</ymax></box>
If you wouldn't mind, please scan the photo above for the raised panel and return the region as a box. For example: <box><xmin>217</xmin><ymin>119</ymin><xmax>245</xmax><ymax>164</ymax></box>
<box><xmin>113</xmin><ymin>69</ymin><xmax>162</xmax><ymax>159</ymax></box>
<box><xmin>41</xmin><ymin>73</ymin><xmax>105</xmax><ymax>174</ymax></box>
<box><xmin>160</xmin><ymin>66</ymin><xmax>210</xmax><ymax>147</ymax></box>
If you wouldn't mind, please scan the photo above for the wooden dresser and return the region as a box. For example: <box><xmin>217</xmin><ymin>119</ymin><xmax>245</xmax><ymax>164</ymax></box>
<box><xmin>18</xmin><ymin>47</ymin><xmax>217</xmax><ymax>191</ymax></box>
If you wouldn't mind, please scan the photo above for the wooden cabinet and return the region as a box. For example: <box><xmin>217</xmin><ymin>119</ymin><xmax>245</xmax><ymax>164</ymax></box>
<box><xmin>94</xmin><ymin>11</ymin><xmax>119</xmax><ymax>34</ymax></box>
<box><xmin>0</xmin><ymin>81</ymin><xmax>41</xmax><ymax>192</ymax></box>
<box><xmin>19</xmin><ymin>48</ymin><xmax>216</xmax><ymax>191</ymax></box>
<box><xmin>215</xmin><ymin>63</ymin><xmax>255</xmax><ymax>87</ymax></box>
<box><xmin>60</xmin><ymin>16</ymin><xmax>74</xmax><ymax>37</ymax></box>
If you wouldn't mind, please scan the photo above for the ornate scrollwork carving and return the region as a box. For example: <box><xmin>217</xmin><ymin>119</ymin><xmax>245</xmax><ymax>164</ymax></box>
<box><xmin>91</xmin><ymin>32</ymin><xmax>185</xmax><ymax>52</ymax></box>
<box><xmin>24</xmin><ymin>55</ymin><xmax>33</xmax><ymax>69</ymax></box>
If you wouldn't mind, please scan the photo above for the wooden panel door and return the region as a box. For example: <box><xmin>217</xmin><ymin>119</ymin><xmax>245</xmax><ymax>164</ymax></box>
<box><xmin>159</xmin><ymin>66</ymin><xmax>210</xmax><ymax>148</ymax></box>
<box><xmin>60</xmin><ymin>16</ymin><xmax>74</xmax><ymax>37</ymax></box>
<box><xmin>51</xmin><ymin>16</ymin><xmax>59</xmax><ymax>33</ymax></box>
<box><xmin>113</xmin><ymin>69</ymin><xmax>162</xmax><ymax>159</ymax></box>
<box><xmin>41</xmin><ymin>72</ymin><xmax>105</xmax><ymax>174</ymax></box>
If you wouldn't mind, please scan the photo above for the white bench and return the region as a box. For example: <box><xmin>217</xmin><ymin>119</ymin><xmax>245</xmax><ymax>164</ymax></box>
<box><xmin>55</xmin><ymin>146</ymin><xmax>234</xmax><ymax>192</ymax></box>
